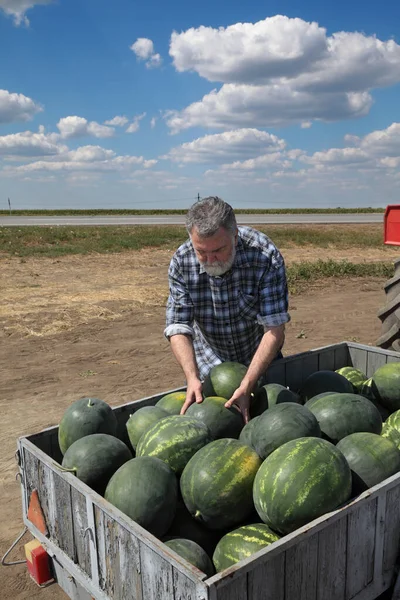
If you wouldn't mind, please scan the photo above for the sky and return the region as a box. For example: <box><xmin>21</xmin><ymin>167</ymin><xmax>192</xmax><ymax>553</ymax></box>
<box><xmin>1</xmin><ymin>0</ymin><xmax>400</xmax><ymax>209</ymax></box>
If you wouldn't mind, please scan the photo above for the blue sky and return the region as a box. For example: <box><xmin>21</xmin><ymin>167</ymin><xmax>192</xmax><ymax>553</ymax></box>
<box><xmin>1</xmin><ymin>0</ymin><xmax>400</xmax><ymax>209</ymax></box>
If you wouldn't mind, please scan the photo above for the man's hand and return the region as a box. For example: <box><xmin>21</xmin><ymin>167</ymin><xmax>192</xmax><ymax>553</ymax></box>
<box><xmin>180</xmin><ymin>377</ymin><xmax>203</xmax><ymax>415</ymax></box>
<box><xmin>224</xmin><ymin>385</ymin><xmax>251</xmax><ymax>424</ymax></box>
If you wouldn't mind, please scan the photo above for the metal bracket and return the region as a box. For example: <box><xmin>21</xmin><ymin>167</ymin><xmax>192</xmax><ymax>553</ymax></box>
<box><xmin>1</xmin><ymin>527</ymin><xmax>28</xmax><ymax>566</ymax></box>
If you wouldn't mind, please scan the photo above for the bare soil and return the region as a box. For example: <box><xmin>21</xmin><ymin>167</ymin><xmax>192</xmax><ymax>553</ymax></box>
<box><xmin>0</xmin><ymin>245</ymin><xmax>397</xmax><ymax>599</ymax></box>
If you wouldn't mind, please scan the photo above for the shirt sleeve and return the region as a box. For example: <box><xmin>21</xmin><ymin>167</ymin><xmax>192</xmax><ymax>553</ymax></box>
<box><xmin>257</xmin><ymin>249</ymin><xmax>291</xmax><ymax>328</ymax></box>
<box><xmin>164</xmin><ymin>256</ymin><xmax>195</xmax><ymax>339</ymax></box>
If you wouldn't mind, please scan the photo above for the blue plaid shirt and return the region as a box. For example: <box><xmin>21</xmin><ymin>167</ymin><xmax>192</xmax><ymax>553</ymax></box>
<box><xmin>164</xmin><ymin>226</ymin><xmax>290</xmax><ymax>380</ymax></box>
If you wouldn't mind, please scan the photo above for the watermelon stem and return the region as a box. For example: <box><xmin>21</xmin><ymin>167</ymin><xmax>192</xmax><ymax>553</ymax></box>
<box><xmin>58</xmin><ymin>466</ymin><xmax>77</xmax><ymax>476</ymax></box>
<box><xmin>87</xmin><ymin>398</ymin><xmax>94</xmax><ymax>407</ymax></box>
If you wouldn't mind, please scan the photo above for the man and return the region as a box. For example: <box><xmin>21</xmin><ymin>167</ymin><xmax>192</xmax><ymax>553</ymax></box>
<box><xmin>164</xmin><ymin>196</ymin><xmax>290</xmax><ymax>423</ymax></box>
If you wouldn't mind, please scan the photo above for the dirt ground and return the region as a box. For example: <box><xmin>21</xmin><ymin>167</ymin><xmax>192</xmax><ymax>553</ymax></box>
<box><xmin>0</xmin><ymin>243</ymin><xmax>399</xmax><ymax>599</ymax></box>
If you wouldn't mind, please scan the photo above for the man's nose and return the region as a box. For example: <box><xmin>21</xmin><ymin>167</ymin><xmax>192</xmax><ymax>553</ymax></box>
<box><xmin>206</xmin><ymin>253</ymin><xmax>218</xmax><ymax>263</ymax></box>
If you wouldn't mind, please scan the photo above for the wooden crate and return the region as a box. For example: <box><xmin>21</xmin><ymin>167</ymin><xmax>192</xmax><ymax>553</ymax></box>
<box><xmin>17</xmin><ymin>342</ymin><xmax>400</xmax><ymax>600</ymax></box>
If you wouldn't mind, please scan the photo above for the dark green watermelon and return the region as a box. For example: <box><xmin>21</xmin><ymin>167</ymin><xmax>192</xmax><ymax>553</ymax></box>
<box><xmin>126</xmin><ymin>406</ymin><xmax>169</xmax><ymax>449</ymax></box>
<box><xmin>250</xmin><ymin>383</ymin><xmax>301</xmax><ymax>418</ymax></box>
<box><xmin>299</xmin><ymin>370</ymin><xmax>354</xmax><ymax>403</ymax></box>
<box><xmin>304</xmin><ymin>391</ymin><xmax>338</xmax><ymax>411</ymax></box>
<box><xmin>61</xmin><ymin>433</ymin><xmax>132</xmax><ymax>495</ymax></box>
<box><xmin>239</xmin><ymin>417</ymin><xmax>260</xmax><ymax>449</ymax></box>
<box><xmin>155</xmin><ymin>391</ymin><xmax>187</xmax><ymax>415</ymax></box>
<box><xmin>58</xmin><ymin>397</ymin><xmax>118</xmax><ymax>455</ymax></box>
<box><xmin>305</xmin><ymin>393</ymin><xmax>382</xmax><ymax>443</ymax></box>
<box><xmin>202</xmin><ymin>362</ymin><xmax>248</xmax><ymax>400</ymax></box>
<box><xmin>186</xmin><ymin>396</ymin><xmax>244</xmax><ymax>439</ymax></box>
<box><xmin>180</xmin><ymin>438</ymin><xmax>261</xmax><ymax>531</ymax></box>
<box><xmin>337</xmin><ymin>432</ymin><xmax>400</xmax><ymax>494</ymax></box>
<box><xmin>136</xmin><ymin>415</ymin><xmax>212</xmax><ymax>474</ymax></box>
<box><xmin>252</xmin><ymin>403</ymin><xmax>321</xmax><ymax>460</ymax></box>
<box><xmin>104</xmin><ymin>456</ymin><xmax>178</xmax><ymax>537</ymax></box>
<box><xmin>212</xmin><ymin>523</ymin><xmax>280</xmax><ymax>572</ymax></box>
<box><xmin>370</xmin><ymin>363</ymin><xmax>400</xmax><ymax>413</ymax></box>
<box><xmin>164</xmin><ymin>538</ymin><xmax>215</xmax><ymax>577</ymax></box>
<box><xmin>253</xmin><ymin>437</ymin><xmax>352</xmax><ymax>535</ymax></box>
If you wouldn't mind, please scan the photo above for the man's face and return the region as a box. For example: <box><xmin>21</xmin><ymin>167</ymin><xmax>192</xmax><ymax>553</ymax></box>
<box><xmin>191</xmin><ymin>226</ymin><xmax>237</xmax><ymax>276</ymax></box>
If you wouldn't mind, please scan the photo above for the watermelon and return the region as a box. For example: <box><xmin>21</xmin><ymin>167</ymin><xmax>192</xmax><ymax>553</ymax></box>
<box><xmin>305</xmin><ymin>393</ymin><xmax>382</xmax><ymax>443</ymax></box>
<box><xmin>299</xmin><ymin>370</ymin><xmax>354</xmax><ymax>403</ymax></box>
<box><xmin>180</xmin><ymin>438</ymin><xmax>262</xmax><ymax>531</ymax></box>
<box><xmin>253</xmin><ymin>437</ymin><xmax>352</xmax><ymax>535</ymax></box>
<box><xmin>370</xmin><ymin>363</ymin><xmax>400</xmax><ymax>413</ymax></box>
<box><xmin>337</xmin><ymin>432</ymin><xmax>400</xmax><ymax>493</ymax></box>
<box><xmin>335</xmin><ymin>367</ymin><xmax>367</xmax><ymax>391</ymax></box>
<box><xmin>136</xmin><ymin>415</ymin><xmax>212</xmax><ymax>474</ymax></box>
<box><xmin>164</xmin><ymin>538</ymin><xmax>215</xmax><ymax>577</ymax></box>
<box><xmin>381</xmin><ymin>410</ymin><xmax>400</xmax><ymax>449</ymax></box>
<box><xmin>250</xmin><ymin>383</ymin><xmax>301</xmax><ymax>418</ymax></box>
<box><xmin>61</xmin><ymin>433</ymin><xmax>132</xmax><ymax>495</ymax></box>
<box><xmin>212</xmin><ymin>523</ymin><xmax>280</xmax><ymax>572</ymax></box>
<box><xmin>239</xmin><ymin>416</ymin><xmax>260</xmax><ymax>449</ymax></box>
<box><xmin>126</xmin><ymin>406</ymin><xmax>169</xmax><ymax>449</ymax></box>
<box><xmin>358</xmin><ymin>378</ymin><xmax>390</xmax><ymax>421</ymax></box>
<box><xmin>304</xmin><ymin>391</ymin><xmax>337</xmax><ymax>411</ymax></box>
<box><xmin>58</xmin><ymin>397</ymin><xmax>118</xmax><ymax>455</ymax></box>
<box><xmin>104</xmin><ymin>456</ymin><xmax>177</xmax><ymax>537</ymax></box>
<box><xmin>202</xmin><ymin>362</ymin><xmax>248</xmax><ymax>400</ymax></box>
<box><xmin>252</xmin><ymin>403</ymin><xmax>321</xmax><ymax>460</ymax></box>
<box><xmin>155</xmin><ymin>391</ymin><xmax>187</xmax><ymax>415</ymax></box>
<box><xmin>186</xmin><ymin>396</ymin><xmax>244</xmax><ymax>439</ymax></box>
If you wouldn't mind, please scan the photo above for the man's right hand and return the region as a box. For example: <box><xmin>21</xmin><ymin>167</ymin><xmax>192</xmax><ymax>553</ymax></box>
<box><xmin>180</xmin><ymin>377</ymin><xmax>203</xmax><ymax>415</ymax></box>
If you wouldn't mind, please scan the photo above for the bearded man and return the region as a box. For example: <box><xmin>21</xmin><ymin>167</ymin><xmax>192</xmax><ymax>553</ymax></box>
<box><xmin>164</xmin><ymin>196</ymin><xmax>290</xmax><ymax>423</ymax></box>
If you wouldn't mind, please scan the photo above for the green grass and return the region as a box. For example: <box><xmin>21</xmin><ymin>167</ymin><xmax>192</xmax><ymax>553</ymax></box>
<box><xmin>0</xmin><ymin>224</ymin><xmax>388</xmax><ymax>257</ymax></box>
<box><xmin>0</xmin><ymin>207</ymin><xmax>385</xmax><ymax>216</ymax></box>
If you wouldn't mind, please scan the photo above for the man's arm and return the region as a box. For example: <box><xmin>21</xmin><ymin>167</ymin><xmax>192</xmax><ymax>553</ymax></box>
<box><xmin>169</xmin><ymin>334</ymin><xmax>203</xmax><ymax>414</ymax></box>
<box><xmin>224</xmin><ymin>324</ymin><xmax>285</xmax><ymax>422</ymax></box>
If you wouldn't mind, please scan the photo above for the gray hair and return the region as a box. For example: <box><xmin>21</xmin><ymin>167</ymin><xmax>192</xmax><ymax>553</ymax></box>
<box><xmin>186</xmin><ymin>196</ymin><xmax>237</xmax><ymax>237</ymax></box>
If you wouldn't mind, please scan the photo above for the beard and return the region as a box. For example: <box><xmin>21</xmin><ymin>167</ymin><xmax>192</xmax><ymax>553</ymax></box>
<box><xmin>201</xmin><ymin>246</ymin><xmax>236</xmax><ymax>276</ymax></box>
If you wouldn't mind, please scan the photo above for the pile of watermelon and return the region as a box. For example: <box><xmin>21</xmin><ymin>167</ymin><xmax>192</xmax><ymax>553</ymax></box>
<box><xmin>56</xmin><ymin>359</ymin><xmax>400</xmax><ymax>578</ymax></box>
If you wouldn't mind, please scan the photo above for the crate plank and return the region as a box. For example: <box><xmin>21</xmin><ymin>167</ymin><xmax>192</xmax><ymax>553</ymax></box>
<box><xmin>212</xmin><ymin>574</ymin><xmax>247</xmax><ymax>600</ymax></box>
<box><xmin>318</xmin><ymin>348</ymin><xmax>336</xmax><ymax>372</ymax></box>
<box><xmin>140</xmin><ymin>543</ymin><xmax>174</xmax><ymax>600</ymax></box>
<box><xmin>172</xmin><ymin>568</ymin><xmax>206</xmax><ymax>600</ymax></box>
<box><xmin>346</xmin><ymin>498</ymin><xmax>377</xmax><ymax>598</ymax></box>
<box><xmin>264</xmin><ymin>360</ymin><xmax>286</xmax><ymax>386</ymax></box>
<box><xmin>383</xmin><ymin>486</ymin><xmax>400</xmax><ymax>574</ymax></box>
<box><xmin>22</xmin><ymin>446</ymin><xmax>40</xmax><ymax>512</ymax></box>
<box><xmin>334</xmin><ymin>344</ymin><xmax>350</xmax><ymax>370</ymax></box>
<box><xmin>285</xmin><ymin>534</ymin><xmax>318</xmax><ymax>600</ymax></box>
<box><xmin>348</xmin><ymin>347</ymin><xmax>368</xmax><ymax>375</ymax></box>
<box><xmin>316</xmin><ymin>518</ymin><xmax>347</xmax><ymax>600</ymax></box>
<box><xmin>71</xmin><ymin>488</ymin><xmax>91</xmax><ymax>577</ymax></box>
<box><xmin>284</xmin><ymin>358</ymin><xmax>305</xmax><ymax>393</ymax></box>
<box><xmin>247</xmin><ymin>554</ymin><xmax>285</xmax><ymax>600</ymax></box>
<box><xmin>366</xmin><ymin>351</ymin><xmax>388</xmax><ymax>377</ymax></box>
<box><xmin>94</xmin><ymin>506</ymin><xmax>107</xmax><ymax>592</ymax></box>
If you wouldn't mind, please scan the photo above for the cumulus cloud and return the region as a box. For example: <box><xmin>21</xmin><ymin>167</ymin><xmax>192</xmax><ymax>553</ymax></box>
<box><xmin>150</xmin><ymin>117</ymin><xmax>157</xmax><ymax>129</ymax></box>
<box><xmin>0</xmin><ymin>130</ymin><xmax>67</xmax><ymax>157</ymax></box>
<box><xmin>167</xmin><ymin>16</ymin><xmax>400</xmax><ymax>131</ymax></box>
<box><xmin>0</xmin><ymin>0</ymin><xmax>53</xmax><ymax>26</ymax></box>
<box><xmin>126</xmin><ymin>112</ymin><xmax>146</xmax><ymax>133</ymax></box>
<box><xmin>104</xmin><ymin>115</ymin><xmax>129</xmax><ymax>127</ymax></box>
<box><xmin>130</xmin><ymin>38</ymin><xmax>162</xmax><ymax>68</ymax></box>
<box><xmin>0</xmin><ymin>89</ymin><xmax>42</xmax><ymax>124</ymax></box>
<box><xmin>57</xmin><ymin>116</ymin><xmax>115</xmax><ymax>139</ymax></box>
<box><xmin>164</xmin><ymin>129</ymin><xmax>285</xmax><ymax>164</ymax></box>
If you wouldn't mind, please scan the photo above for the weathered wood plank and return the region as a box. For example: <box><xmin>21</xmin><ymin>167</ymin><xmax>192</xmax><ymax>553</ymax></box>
<box><xmin>94</xmin><ymin>506</ymin><xmax>107</xmax><ymax>592</ymax></box>
<box><xmin>22</xmin><ymin>446</ymin><xmax>41</xmax><ymax>515</ymax></box>
<box><xmin>346</xmin><ymin>497</ymin><xmax>377</xmax><ymax>598</ymax></box>
<box><xmin>348</xmin><ymin>346</ymin><xmax>368</xmax><ymax>375</ymax></box>
<box><xmin>316</xmin><ymin>517</ymin><xmax>347</xmax><ymax>600</ymax></box>
<box><xmin>264</xmin><ymin>360</ymin><xmax>286</xmax><ymax>385</ymax></box>
<box><xmin>366</xmin><ymin>351</ymin><xmax>388</xmax><ymax>377</ymax></box>
<box><xmin>334</xmin><ymin>344</ymin><xmax>350</xmax><ymax>370</ymax></box>
<box><xmin>318</xmin><ymin>348</ymin><xmax>336</xmax><ymax>372</ymax></box>
<box><xmin>299</xmin><ymin>353</ymin><xmax>319</xmax><ymax>386</ymax></box>
<box><xmin>383</xmin><ymin>485</ymin><xmax>400</xmax><ymax>574</ymax></box>
<box><xmin>285</xmin><ymin>533</ymin><xmax>318</xmax><ymax>600</ymax></box>
<box><xmin>247</xmin><ymin>554</ymin><xmax>285</xmax><ymax>600</ymax></box>
<box><xmin>172</xmin><ymin>568</ymin><xmax>205</xmax><ymax>600</ymax></box>
<box><xmin>140</xmin><ymin>542</ymin><xmax>174</xmax><ymax>600</ymax></box>
<box><xmin>284</xmin><ymin>357</ymin><xmax>305</xmax><ymax>393</ymax></box>
<box><xmin>211</xmin><ymin>574</ymin><xmax>247</xmax><ymax>600</ymax></box>
<box><xmin>71</xmin><ymin>488</ymin><xmax>91</xmax><ymax>578</ymax></box>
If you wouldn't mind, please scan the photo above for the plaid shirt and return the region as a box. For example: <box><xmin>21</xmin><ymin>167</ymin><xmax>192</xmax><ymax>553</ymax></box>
<box><xmin>164</xmin><ymin>226</ymin><xmax>290</xmax><ymax>380</ymax></box>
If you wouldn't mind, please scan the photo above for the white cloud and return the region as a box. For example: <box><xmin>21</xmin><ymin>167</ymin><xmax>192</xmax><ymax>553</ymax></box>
<box><xmin>301</xmin><ymin>121</ymin><xmax>312</xmax><ymax>129</ymax></box>
<box><xmin>167</xmin><ymin>16</ymin><xmax>400</xmax><ymax>131</ymax></box>
<box><xmin>0</xmin><ymin>130</ymin><xmax>67</xmax><ymax>157</ymax></box>
<box><xmin>150</xmin><ymin>117</ymin><xmax>157</xmax><ymax>128</ymax></box>
<box><xmin>301</xmin><ymin>147</ymin><xmax>370</xmax><ymax>166</ymax></box>
<box><xmin>57</xmin><ymin>116</ymin><xmax>115</xmax><ymax>139</ymax></box>
<box><xmin>164</xmin><ymin>128</ymin><xmax>285</xmax><ymax>164</ymax></box>
<box><xmin>126</xmin><ymin>112</ymin><xmax>146</xmax><ymax>133</ymax></box>
<box><xmin>0</xmin><ymin>0</ymin><xmax>53</xmax><ymax>26</ymax></box>
<box><xmin>104</xmin><ymin>115</ymin><xmax>129</xmax><ymax>127</ymax></box>
<box><xmin>130</xmin><ymin>37</ymin><xmax>162</xmax><ymax>68</ymax></box>
<box><xmin>0</xmin><ymin>89</ymin><xmax>42</xmax><ymax>124</ymax></box>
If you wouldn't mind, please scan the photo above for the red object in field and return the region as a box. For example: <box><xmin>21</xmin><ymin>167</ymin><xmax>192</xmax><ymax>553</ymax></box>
<box><xmin>384</xmin><ymin>205</ymin><xmax>400</xmax><ymax>246</ymax></box>
<box><xmin>24</xmin><ymin>539</ymin><xmax>53</xmax><ymax>586</ymax></box>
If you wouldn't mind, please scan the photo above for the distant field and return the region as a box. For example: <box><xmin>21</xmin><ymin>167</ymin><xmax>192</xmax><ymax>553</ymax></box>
<box><xmin>0</xmin><ymin>207</ymin><xmax>385</xmax><ymax>216</ymax></box>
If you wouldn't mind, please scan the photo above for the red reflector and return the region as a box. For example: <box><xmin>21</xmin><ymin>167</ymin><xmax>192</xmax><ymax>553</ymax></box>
<box><xmin>24</xmin><ymin>539</ymin><xmax>53</xmax><ymax>586</ymax></box>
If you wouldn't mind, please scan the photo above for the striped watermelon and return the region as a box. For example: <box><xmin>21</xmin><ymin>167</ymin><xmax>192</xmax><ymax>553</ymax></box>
<box><xmin>335</xmin><ymin>367</ymin><xmax>367</xmax><ymax>391</ymax></box>
<box><xmin>126</xmin><ymin>406</ymin><xmax>169</xmax><ymax>449</ymax></box>
<box><xmin>337</xmin><ymin>432</ymin><xmax>400</xmax><ymax>492</ymax></box>
<box><xmin>370</xmin><ymin>363</ymin><xmax>400</xmax><ymax>413</ymax></box>
<box><xmin>239</xmin><ymin>416</ymin><xmax>260</xmax><ymax>449</ymax></box>
<box><xmin>253</xmin><ymin>437</ymin><xmax>352</xmax><ymax>535</ymax></box>
<box><xmin>186</xmin><ymin>396</ymin><xmax>244</xmax><ymax>439</ymax></box>
<box><xmin>136</xmin><ymin>415</ymin><xmax>212</xmax><ymax>474</ymax></box>
<box><xmin>180</xmin><ymin>438</ymin><xmax>262</xmax><ymax>530</ymax></box>
<box><xmin>212</xmin><ymin>523</ymin><xmax>280</xmax><ymax>572</ymax></box>
<box><xmin>155</xmin><ymin>391</ymin><xmax>187</xmax><ymax>415</ymax></box>
<box><xmin>299</xmin><ymin>370</ymin><xmax>354</xmax><ymax>402</ymax></box>
<box><xmin>382</xmin><ymin>410</ymin><xmax>400</xmax><ymax>449</ymax></box>
<box><xmin>164</xmin><ymin>538</ymin><xmax>215</xmax><ymax>577</ymax></box>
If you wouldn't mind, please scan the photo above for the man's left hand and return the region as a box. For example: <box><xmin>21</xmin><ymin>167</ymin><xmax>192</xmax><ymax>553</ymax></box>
<box><xmin>224</xmin><ymin>387</ymin><xmax>251</xmax><ymax>424</ymax></box>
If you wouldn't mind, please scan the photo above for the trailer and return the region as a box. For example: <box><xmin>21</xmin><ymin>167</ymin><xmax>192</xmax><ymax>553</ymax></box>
<box><xmin>10</xmin><ymin>341</ymin><xmax>400</xmax><ymax>600</ymax></box>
